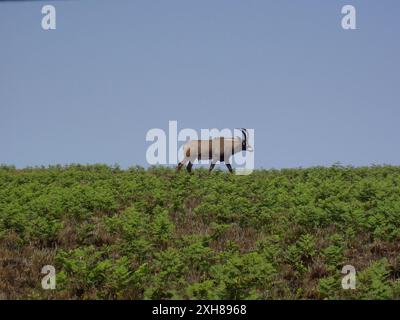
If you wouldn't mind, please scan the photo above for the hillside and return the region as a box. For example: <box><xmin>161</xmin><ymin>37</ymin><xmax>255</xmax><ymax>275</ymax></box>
<box><xmin>0</xmin><ymin>164</ymin><xmax>399</xmax><ymax>299</ymax></box>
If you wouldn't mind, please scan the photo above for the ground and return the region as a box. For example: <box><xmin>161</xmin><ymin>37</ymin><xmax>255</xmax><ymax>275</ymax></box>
<box><xmin>0</xmin><ymin>164</ymin><xmax>399</xmax><ymax>299</ymax></box>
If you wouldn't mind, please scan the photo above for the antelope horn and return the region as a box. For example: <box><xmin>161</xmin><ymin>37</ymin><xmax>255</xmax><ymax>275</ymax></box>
<box><xmin>240</xmin><ymin>128</ymin><xmax>247</xmax><ymax>142</ymax></box>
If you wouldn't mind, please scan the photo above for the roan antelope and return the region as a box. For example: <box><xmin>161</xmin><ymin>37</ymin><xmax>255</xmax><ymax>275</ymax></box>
<box><xmin>176</xmin><ymin>128</ymin><xmax>253</xmax><ymax>173</ymax></box>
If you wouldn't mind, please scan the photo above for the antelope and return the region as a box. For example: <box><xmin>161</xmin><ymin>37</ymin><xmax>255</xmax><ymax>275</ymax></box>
<box><xmin>176</xmin><ymin>128</ymin><xmax>253</xmax><ymax>173</ymax></box>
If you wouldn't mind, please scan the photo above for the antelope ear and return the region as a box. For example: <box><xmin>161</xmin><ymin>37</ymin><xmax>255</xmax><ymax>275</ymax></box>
<box><xmin>247</xmin><ymin>145</ymin><xmax>253</xmax><ymax>152</ymax></box>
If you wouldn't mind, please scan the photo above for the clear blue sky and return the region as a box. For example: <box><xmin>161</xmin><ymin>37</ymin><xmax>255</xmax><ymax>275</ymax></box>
<box><xmin>1</xmin><ymin>0</ymin><xmax>399</xmax><ymax>169</ymax></box>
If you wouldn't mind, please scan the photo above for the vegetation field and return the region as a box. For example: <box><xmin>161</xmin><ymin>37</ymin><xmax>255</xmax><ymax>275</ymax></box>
<box><xmin>0</xmin><ymin>164</ymin><xmax>400</xmax><ymax>299</ymax></box>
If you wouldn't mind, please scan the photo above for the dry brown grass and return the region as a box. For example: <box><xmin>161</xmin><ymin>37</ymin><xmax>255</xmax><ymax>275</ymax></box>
<box><xmin>0</xmin><ymin>232</ymin><xmax>56</xmax><ymax>299</ymax></box>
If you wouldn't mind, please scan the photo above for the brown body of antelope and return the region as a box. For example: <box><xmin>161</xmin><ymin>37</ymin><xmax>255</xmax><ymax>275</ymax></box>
<box><xmin>176</xmin><ymin>128</ymin><xmax>253</xmax><ymax>173</ymax></box>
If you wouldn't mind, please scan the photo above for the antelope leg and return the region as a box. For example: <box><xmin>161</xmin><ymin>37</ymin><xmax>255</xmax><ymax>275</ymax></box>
<box><xmin>177</xmin><ymin>162</ymin><xmax>184</xmax><ymax>171</ymax></box>
<box><xmin>225</xmin><ymin>163</ymin><xmax>233</xmax><ymax>174</ymax></box>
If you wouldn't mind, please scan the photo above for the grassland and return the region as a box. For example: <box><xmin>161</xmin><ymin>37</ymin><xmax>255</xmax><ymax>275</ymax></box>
<box><xmin>0</xmin><ymin>164</ymin><xmax>399</xmax><ymax>299</ymax></box>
